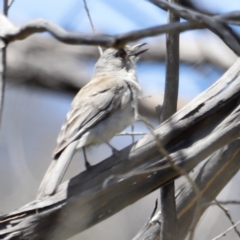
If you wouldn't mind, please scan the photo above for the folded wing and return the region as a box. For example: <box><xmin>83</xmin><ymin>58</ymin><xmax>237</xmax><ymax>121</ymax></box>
<box><xmin>53</xmin><ymin>76</ymin><xmax>132</xmax><ymax>159</ymax></box>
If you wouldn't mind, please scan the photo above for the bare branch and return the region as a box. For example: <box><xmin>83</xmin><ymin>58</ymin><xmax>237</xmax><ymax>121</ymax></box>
<box><xmin>133</xmin><ymin>139</ymin><xmax>240</xmax><ymax>240</ymax></box>
<box><xmin>0</xmin><ymin>15</ymin><xmax>202</xmax><ymax>48</ymax></box>
<box><xmin>215</xmin><ymin>200</ymin><xmax>240</xmax><ymax>238</ymax></box>
<box><xmin>117</xmin><ymin>132</ymin><xmax>147</xmax><ymax>136</ymax></box>
<box><xmin>83</xmin><ymin>0</ymin><xmax>102</xmax><ymax>55</ymax></box>
<box><xmin>1</xmin><ymin>58</ymin><xmax>240</xmax><ymax>239</ymax></box>
<box><xmin>5</xmin><ymin>35</ymin><xmax>237</xmax><ymax>95</ymax></box>
<box><xmin>0</xmin><ymin>5</ymin><xmax>240</xmax><ymax>54</ymax></box>
<box><xmin>3</xmin><ymin>0</ymin><xmax>8</xmax><ymax>16</ymax></box>
<box><xmin>211</xmin><ymin>220</ymin><xmax>240</xmax><ymax>240</ymax></box>
<box><xmin>0</xmin><ymin>2</ymin><xmax>8</xmax><ymax>128</ymax></box>
<box><xmin>209</xmin><ymin>200</ymin><xmax>240</xmax><ymax>206</ymax></box>
<box><xmin>150</xmin><ymin>0</ymin><xmax>240</xmax><ymax>56</ymax></box>
<box><xmin>150</xmin><ymin>199</ymin><xmax>159</xmax><ymax>220</ymax></box>
<box><xmin>160</xmin><ymin>0</ymin><xmax>179</xmax><ymax>238</ymax></box>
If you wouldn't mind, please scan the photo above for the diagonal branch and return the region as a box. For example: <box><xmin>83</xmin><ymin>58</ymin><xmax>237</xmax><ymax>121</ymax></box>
<box><xmin>0</xmin><ymin>15</ymin><xmax>201</xmax><ymax>48</ymax></box>
<box><xmin>150</xmin><ymin>0</ymin><xmax>240</xmax><ymax>56</ymax></box>
<box><xmin>133</xmin><ymin>139</ymin><xmax>240</xmax><ymax>240</ymax></box>
<box><xmin>1</xmin><ymin>7</ymin><xmax>240</xmax><ymax>53</ymax></box>
<box><xmin>1</xmin><ymin>59</ymin><xmax>240</xmax><ymax>240</ymax></box>
<box><xmin>215</xmin><ymin>200</ymin><xmax>240</xmax><ymax>238</ymax></box>
<box><xmin>211</xmin><ymin>220</ymin><xmax>240</xmax><ymax>240</ymax></box>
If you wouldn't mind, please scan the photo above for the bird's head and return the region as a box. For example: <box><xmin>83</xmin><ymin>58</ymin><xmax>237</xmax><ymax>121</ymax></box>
<box><xmin>94</xmin><ymin>43</ymin><xmax>148</xmax><ymax>78</ymax></box>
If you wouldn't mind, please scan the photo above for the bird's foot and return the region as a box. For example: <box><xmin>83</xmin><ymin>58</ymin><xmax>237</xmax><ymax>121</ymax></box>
<box><xmin>85</xmin><ymin>160</ymin><xmax>92</xmax><ymax>171</ymax></box>
<box><xmin>105</xmin><ymin>142</ymin><xmax>120</xmax><ymax>157</ymax></box>
<box><xmin>111</xmin><ymin>147</ymin><xmax>120</xmax><ymax>157</ymax></box>
<box><xmin>83</xmin><ymin>147</ymin><xmax>91</xmax><ymax>171</ymax></box>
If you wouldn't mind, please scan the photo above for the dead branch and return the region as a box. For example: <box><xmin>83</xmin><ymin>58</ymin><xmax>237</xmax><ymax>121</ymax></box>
<box><xmin>6</xmin><ymin>35</ymin><xmax>237</xmax><ymax>91</ymax></box>
<box><xmin>150</xmin><ymin>0</ymin><xmax>240</xmax><ymax>56</ymax></box>
<box><xmin>6</xmin><ymin>37</ymin><xmax>194</xmax><ymax>118</ymax></box>
<box><xmin>1</xmin><ymin>14</ymin><xmax>200</xmax><ymax>48</ymax></box>
<box><xmin>1</xmin><ymin>7</ymin><xmax>240</xmax><ymax>52</ymax></box>
<box><xmin>211</xmin><ymin>220</ymin><xmax>240</xmax><ymax>240</ymax></box>
<box><xmin>0</xmin><ymin>1</ymin><xmax>8</xmax><ymax>126</ymax></box>
<box><xmin>209</xmin><ymin>201</ymin><xmax>240</xmax><ymax>206</ymax></box>
<box><xmin>160</xmin><ymin>0</ymin><xmax>179</xmax><ymax>238</ymax></box>
<box><xmin>0</xmin><ymin>58</ymin><xmax>240</xmax><ymax>240</ymax></box>
<box><xmin>215</xmin><ymin>200</ymin><xmax>240</xmax><ymax>238</ymax></box>
<box><xmin>4</xmin><ymin>32</ymin><xmax>236</xmax><ymax>120</ymax></box>
<box><xmin>133</xmin><ymin>139</ymin><xmax>240</xmax><ymax>240</ymax></box>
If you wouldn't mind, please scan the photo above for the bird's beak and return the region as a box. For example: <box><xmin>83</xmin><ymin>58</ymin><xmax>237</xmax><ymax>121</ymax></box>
<box><xmin>130</xmin><ymin>43</ymin><xmax>148</xmax><ymax>56</ymax></box>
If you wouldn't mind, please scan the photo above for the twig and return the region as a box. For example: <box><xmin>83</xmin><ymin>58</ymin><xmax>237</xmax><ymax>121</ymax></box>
<box><xmin>217</xmin><ymin>11</ymin><xmax>240</xmax><ymax>25</ymax></box>
<box><xmin>132</xmin><ymin>200</ymin><xmax>161</xmax><ymax>240</ymax></box>
<box><xmin>1</xmin><ymin>16</ymin><xmax>202</xmax><ymax>47</ymax></box>
<box><xmin>150</xmin><ymin>0</ymin><xmax>240</xmax><ymax>56</ymax></box>
<box><xmin>139</xmin><ymin>95</ymin><xmax>152</xmax><ymax>99</ymax></box>
<box><xmin>131</xmin><ymin>124</ymin><xmax>135</xmax><ymax>143</ymax></box>
<box><xmin>117</xmin><ymin>132</ymin><xmax>147</xmax><ymax>136</ymax></box>
<box><xmin>1</xmin><ymin>6</ymin><xmax>240</xmax><ymax>53</ymax></box>
<box><xmin>102</xmin><ymin>164</ymin><xmax>171</xmax><ymax>189</ymax></box>
<box><xmin>0</xmin><ymin>0</ymin><xmax>9</xmax><ymax>128</ymax></box>
<box><xmin>136</xmin><ymin>117</ymin><xmax>198</xmax><ymax>196</ymax></box>
<box><xmin>208</xmin><ymin>200</ymin><xmax>240</xmax><ymax>206</ymax></box>
<box><xmin>3</xmin><ymin>0</ymin><xmax>8</xmax><ymax>15</ymax></box>
<box><xmin>83</xmin><ymin>0</ymin><xmax>103</xmax><ymax>55</ymax></box>
<box><xmin>133</xmin><ymin>138</ymin><xmax>240</xmax><ymax>240</ymax></box>
<box><xmin>150</xmin><ymin>199</ymin><xmax>159</xmax><ymax>220</ymax></box>
<box><xmin>215</xmin><ymin>199</ymin><xmax>240</xmax><ymax>238</ymax></box>
<box><xmin>211</xmin><ymin>220</ymin><xmax>240</xmax><ymax>240</ymax></box>
<box><xmin>136</xmin><ymin>115</ymin><xmax>203</xmax><ymax>240</ymax></box>
<box><xmin>7</xmin><ymin>0</ymin><xmax>14</xmax><ymax>10</ymax></box>
<box><xmin>152</xmin><ymin>2</ymin><xmax>219</xmax><ymax>238</ymax></box>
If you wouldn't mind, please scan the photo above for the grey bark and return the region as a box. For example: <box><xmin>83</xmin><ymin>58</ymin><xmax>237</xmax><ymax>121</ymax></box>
<box><xmin>160</xmin><ymin>0</ymin><xmax>180</xmax><ymax>238</ymax></box>
<box><xmin>1</xmin><ymin>58</ymin><xmax>240</xmax><ymax>240</ymax></box>
<box><xmin>133</xmin><ymin>139</ymin><xmax>240</xmax><ymax>240</ymax></box>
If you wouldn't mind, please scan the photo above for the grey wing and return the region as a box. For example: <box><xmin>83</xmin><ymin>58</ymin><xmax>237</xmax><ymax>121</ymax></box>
<box><xmin>53</xmin><ymin>82</ymin><xmax>132</xmax><ymax>158</ymax></box>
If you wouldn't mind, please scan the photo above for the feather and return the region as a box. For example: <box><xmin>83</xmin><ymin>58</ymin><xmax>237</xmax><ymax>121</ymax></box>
<box><xmin>53</xmin><ymin>76</ymin><xmax>132</xmax><ymax>158</ymax></box>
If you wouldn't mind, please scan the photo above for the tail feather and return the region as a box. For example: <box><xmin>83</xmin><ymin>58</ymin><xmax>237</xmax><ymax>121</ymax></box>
<box><xmin>37</xmin><ymin>141</ymin><xmax>78</xmax><ymax>198</ymax></box>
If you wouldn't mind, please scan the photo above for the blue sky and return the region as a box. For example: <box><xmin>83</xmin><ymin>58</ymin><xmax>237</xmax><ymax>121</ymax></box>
<box><xmin>8</xmin><ymin>0</ymin><xmax>238</xmax><ymax>30</ymax></box>
<box><xmin>4</xmin><ymin>0</ymin><xmax>238</xmax><ymax>99</ymax></box>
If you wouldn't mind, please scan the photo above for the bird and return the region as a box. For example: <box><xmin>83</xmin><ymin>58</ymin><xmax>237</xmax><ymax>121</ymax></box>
<box><xmin>37</xmin><ymin>43</ymin><xmax>148</xmax><ymax>198</ymax></box>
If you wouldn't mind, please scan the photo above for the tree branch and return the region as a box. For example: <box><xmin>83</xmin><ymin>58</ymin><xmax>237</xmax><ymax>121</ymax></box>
<box><xmin>1</xmin><ymin>58</ymin><xmax>240</xmax><ymax>239</ymax></box>
<box><xmin>160</xmin><ymin>0</ymin><xmax>180</xmax><ymax>238</ymax></box>
<box><xmin>211</xmin><ymin>220</ymin><xmax>240</xmax><ymax>240</ymax></box>
<box><xmin>0</xmin><ymin>1</ymin><xmax>8</xmax><ymax>127</ymax></box>
<box><xmin>0</xmin><ymin>14</ymin><xmax>201</xmax><ymax>48</ymax></box>
<box><xmin>150</xmin><ymin>0</ymin><xmax>240</xmax><ymax>56</ymax></box>
<box><xmin>215</xmin><ymin>200</ymin><xmax>240</xmax><ymax>238</ymax></box>
<box><xmin>133</xmin><ymin>139</ymin><xmax>240</xmax><ymax>239</ymax></box>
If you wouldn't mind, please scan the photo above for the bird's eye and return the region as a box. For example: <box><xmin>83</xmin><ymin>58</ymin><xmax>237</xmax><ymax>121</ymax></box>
<box><xmin>117</xmin><ymin>49</ymin><xmax>127</xmax><ymax>59</ymax></box>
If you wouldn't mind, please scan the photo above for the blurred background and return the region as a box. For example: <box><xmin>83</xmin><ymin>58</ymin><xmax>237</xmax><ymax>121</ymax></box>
<box><xmin>1</xmin><ymin>0</ymin><xmax>240</xmax><ymax>239</ymax></box>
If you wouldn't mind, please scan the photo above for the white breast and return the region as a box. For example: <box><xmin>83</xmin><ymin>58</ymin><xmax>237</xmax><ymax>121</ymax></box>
<box><xmin>76</xmin><ymin>103</ymin><xmax>135</xmax><ymax>148</ymax></box>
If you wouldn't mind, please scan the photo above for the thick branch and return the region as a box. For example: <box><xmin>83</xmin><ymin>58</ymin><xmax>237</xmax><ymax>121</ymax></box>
<box><xmin>6</xmin><ymin>35</ymin><xmax>236</xmax><ymax>87</ymax></box>
<box><xmin>0</xmin><ymin>59</ymin><xmax>240</xmax><ymax>239</ymax></box>
<box><xmin>133</xmin><ymin>139</ymin><xmax>240</xmax><ymax>239</ymax></box>
<box><xmin>150</xmin><ymin>0</ymin><xmax>240</xmax><ymax>56</ymax></box>
<box><xmin>2</xmin><ymin>9</ymin><xmax>240</xmax><ymax>50</ymax></box>
<box><xmin>160</xmin><ymin>0</ymin><xmax>180</xmax><ymax>238</ymax></box>
<box><xmin>0</xmin><ymin>15</ymin><xmax>200</xmax><ymax>48</ymax></box>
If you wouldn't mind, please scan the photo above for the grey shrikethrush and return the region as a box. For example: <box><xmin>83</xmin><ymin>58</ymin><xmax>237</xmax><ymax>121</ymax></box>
<box><xmin>37</xmin><ymin>43</ymin><xmax>147</xmax><ymax>197</ymax></box>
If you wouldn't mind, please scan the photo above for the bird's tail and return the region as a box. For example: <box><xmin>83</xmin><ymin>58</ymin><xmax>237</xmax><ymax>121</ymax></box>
<box><xmin>37</xmin><ymin>141</ymin><xmax>78</xmax><ymax>199</ymax></box>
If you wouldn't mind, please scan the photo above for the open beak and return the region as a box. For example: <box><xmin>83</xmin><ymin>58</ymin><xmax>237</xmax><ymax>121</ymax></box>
<box><xmin>131</xmin><ymin>43</ymin><xmax>148</xmax><ymax>56</ymax></box>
